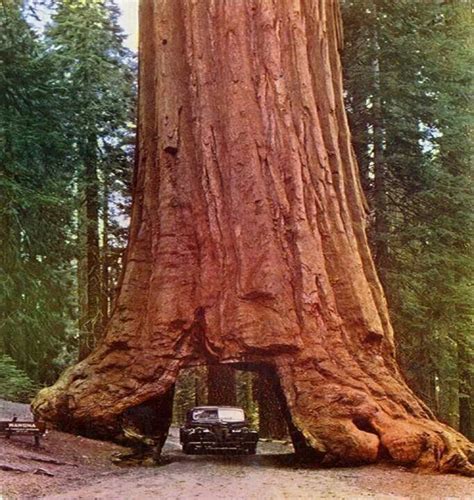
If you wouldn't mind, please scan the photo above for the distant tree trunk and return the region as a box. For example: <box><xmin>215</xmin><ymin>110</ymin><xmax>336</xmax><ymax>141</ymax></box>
<box><xmin>347</xmin><ymin>90</ymin><xmax>371</xmax><ymax>198</ymax></box>
<box><xmin>78</xmin><ymin>136</ymin><xmax>102</xmax><ymax>360</ymax></box>
<box><xmin>437</xmin><ymin>336</ymin><xmax>459</xmax><ymax>430</ymax></box>
<box><xmin>207</xmin><ymin>365</ymin><xmax>237</xmax><ymax>406</ymax></box>
<box><xmin>77</xmin><ymin>193</ymin><xmax>88</xmax><ymax>357</ymax></box>
<box><xmin>257</xmin><ymin>367</ymin><xmax>287</xmax><ymax>439</ymax></box>
<box><xmin>101</xmin><ymin>164</ymin><xmax>110</xmax><ymax>330</ymax></box>
<box><xmin>0</xmin><ymin>189</ymin><xmax>18</xmax><ymax>360</ymax></box>
<box><xmin>194</xmin><ymin>367</ymin><xmax>207</xmax><ymax>406</ymax></box>
<box><xmin>459</xmin><ymin>341</ymin><xmax>473</xmax><ymax>441</ymax></box>
<box><xmin>33</xmin><ymin>0</ymin><xmax>473</xmax><ymax>474</ymax></box>
<box><xmin>370</xmin><ymin>11</ymin><xmax>388</xmax><ymax>289</ymax></box>
<box><xmin>237</xmin><ymin>371</ymin><xmax>256</xmax><ymax>424</ymax></box>
<box><xmin>415</xmin><ymin>333</ymin><xmax>438</xmax><ymax>412</ymax></box>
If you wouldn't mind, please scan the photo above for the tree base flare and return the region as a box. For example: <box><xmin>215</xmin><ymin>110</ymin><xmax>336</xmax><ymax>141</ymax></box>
<box><xmin>32</xmin><ymin>352</ymin><xmax>474</xmax><ymax>476</ymax></box>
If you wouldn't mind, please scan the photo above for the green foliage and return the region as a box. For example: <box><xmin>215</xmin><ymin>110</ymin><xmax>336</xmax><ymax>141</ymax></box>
<box><xmin>0</xmin><ymin>0</ymin><xmax>75</xmax><ymax>384</ymax></box>
<box><xmin>173</xmin><ymin>367</ymin><xmax>207</xmax><ymax>424</ymax></box>
<box><xmin>0</xmin><ymin>0</ymin><xmax>135</xmax><ymax>386</ymax></box>
<box><xmin>46</xmin><ymin>0</ymin><xmax>135</xmax><ymax>356</ymax></box>
<box><xmin>236</xmin><ymin>371</ymin><xmax>258</xmax><ymax>427</ymax></box>
<box><xmin>342</xmin><ymin>0</ymin><xmax>473</xmax><ymax>432</ymax></box>
<box><xmin>47</xmin><ymin>0</ymin><xmax>135</xmax><ymax>141</ymax></box>
<box><xmin>0</xmin><ymin>354</ymin><xmax>36</xmax><ymax>402</ymax></box>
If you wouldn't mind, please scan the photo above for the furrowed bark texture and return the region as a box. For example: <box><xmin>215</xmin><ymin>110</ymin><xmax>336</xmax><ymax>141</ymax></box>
<box><xmin>33</xmin><ymin>0</ymin><xmax>473</xmax><ymax>474</ymax></box>
<box><xmin>257</xmin><ymin>366</ymin><xmax>288</xmax><ymax>439</ymax></box>
<box><xmin>207</xmin><ymin>365</ymin><xmax>237</xmax><ymax>406</ymax></box>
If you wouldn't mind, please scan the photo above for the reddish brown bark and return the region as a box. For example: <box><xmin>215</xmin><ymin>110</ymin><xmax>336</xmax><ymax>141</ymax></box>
<box><xmin>32</xmin><ymin>0</ymin><xmax>473</xmax><ymax>474</ymax></box>
<box><xmin>257</xmin><ymin>367</ymin><xmax>288</xmax><ymax>440</ymax></box>
<box><xmin>207</xmin><ymin>365</ymin><xmax>237</xmax><ymax>406</ymax></box>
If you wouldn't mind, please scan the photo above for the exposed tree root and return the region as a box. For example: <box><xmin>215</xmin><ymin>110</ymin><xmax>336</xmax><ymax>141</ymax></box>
<box><xmin>32</xmin><ymin>351</ymin><xmax>474</xmax><ymax>476</ymax></box>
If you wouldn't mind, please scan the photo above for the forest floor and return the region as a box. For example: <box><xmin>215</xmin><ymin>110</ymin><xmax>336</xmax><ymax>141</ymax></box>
<box><xmin>0</xmin><ymin>400</ymin><xmax>473</xmax><ymax>499</ymax></box>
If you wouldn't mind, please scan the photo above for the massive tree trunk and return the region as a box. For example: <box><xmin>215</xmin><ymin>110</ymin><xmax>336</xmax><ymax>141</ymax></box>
<box><xmin>32</xmin><ymin>0</ymin><xmax>473</xmax><ymax>474</ymax></box>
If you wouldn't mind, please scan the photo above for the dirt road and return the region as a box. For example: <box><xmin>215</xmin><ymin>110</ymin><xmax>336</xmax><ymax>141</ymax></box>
<box><xmin>43</xmin><ymin>430</ymin><xmax>474</xmax><ymax>500</ymax></box>
<box><xmin>1</xmin><ymin>400</ymin><xmax>473</xmax><ymax>499</ymax></box>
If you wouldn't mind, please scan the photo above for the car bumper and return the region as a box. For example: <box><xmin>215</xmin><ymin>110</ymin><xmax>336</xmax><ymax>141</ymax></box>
<box><xmin>186</xmin><ymin>439</ymin><xmax>256</xmax><ymax>446</ymax></box>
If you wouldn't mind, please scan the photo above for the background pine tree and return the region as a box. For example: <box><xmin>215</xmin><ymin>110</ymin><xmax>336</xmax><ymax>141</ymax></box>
<box><xmin>0</xmin><ymin>0</ymin><xmax>75</xmax><ymax>384</ymax></box>
<box><xmin>0</xmin><ymin>0</ymin><xmax>135</xmax><ymax>387</ymax></box>
<box><xmin>46</xmin><ymin>0</ymin><xmax>135</xmax><ymax>360</ymax></box>
<box><xmin>342</xmin><ymin>0</ymin><xmax>473</xmax><ymax>438</ymax></box>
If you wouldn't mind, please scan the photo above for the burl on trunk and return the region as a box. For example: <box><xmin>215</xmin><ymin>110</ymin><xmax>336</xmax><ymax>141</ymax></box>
<box><xmin>33</xmin><ymin>0</ymin><xmax>473</xmax><ymax>474</ymax></box>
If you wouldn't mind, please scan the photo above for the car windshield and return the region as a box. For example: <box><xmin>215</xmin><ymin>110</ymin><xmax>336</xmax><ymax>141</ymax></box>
<box><xmin>191</xmin><ymin>408</ymin><xmax>246</xmax><ymax>422</ymax></box>
<box><xmin>218</xmin><ymin>408</ymin><xmax>245</xmax><ymax>422</ymax></box>
<box><xmin>192</xmin><ymin>409</ymin><xmax>218</xmax><ymax>421</ymax></box>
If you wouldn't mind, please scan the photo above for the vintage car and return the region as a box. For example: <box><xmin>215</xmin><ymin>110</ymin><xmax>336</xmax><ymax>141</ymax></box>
<box><xmin>179</xmin><ymin>406</ymin><xmax>258</xmax><ymax>454</ymax></box>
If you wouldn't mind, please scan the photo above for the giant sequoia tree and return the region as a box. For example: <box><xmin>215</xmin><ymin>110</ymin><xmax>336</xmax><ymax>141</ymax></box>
<box><xmin>32</xmin><ymin>0</ymin><xmax>473</xmax><ymax>474</ymax></box>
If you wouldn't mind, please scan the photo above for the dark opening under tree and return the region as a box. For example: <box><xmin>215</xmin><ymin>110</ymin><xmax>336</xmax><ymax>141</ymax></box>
<box><xmin>32</xmin><ymin>0</ymin><xmax>473</xmax><ymax>474</ymax></box>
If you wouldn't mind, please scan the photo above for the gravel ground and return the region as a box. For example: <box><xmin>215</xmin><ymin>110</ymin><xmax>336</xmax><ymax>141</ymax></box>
<box><xmin>1</xmin><ymin>399</ymin><xmax>473</xmax><ymax>499</ymax></box>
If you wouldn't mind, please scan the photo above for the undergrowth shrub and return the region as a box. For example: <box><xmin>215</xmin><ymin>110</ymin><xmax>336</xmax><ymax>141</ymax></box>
<box><xmin>0</xmin><ymin>354</ymin><xmax>36</xmax><ymax>402</ymax></box>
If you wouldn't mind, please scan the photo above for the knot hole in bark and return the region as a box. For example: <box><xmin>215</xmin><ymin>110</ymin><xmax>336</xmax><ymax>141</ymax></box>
<box><xmin>364</xmin><ymin>329</ymin><xmax>384</xmax><ymax>345</ymax></box>
<box><xmin>164</xmin><ymin>145</ymin><xmax>178</xmax><ymax>155</ymax></box>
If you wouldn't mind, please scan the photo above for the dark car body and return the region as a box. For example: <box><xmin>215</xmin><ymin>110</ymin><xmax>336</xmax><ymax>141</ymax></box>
<box><xmin>179</xmin><ymin>406</ymin><xmax>258</xmax><ymax>454</ymax></box>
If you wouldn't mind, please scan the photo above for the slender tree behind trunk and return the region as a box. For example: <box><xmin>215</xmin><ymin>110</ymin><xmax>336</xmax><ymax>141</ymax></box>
<box><xmin>33</xmin><ymin>0</ymin><xmax>473</xmax><ymax>475</ymax></box>
<box><xmin>77</xmin><ymin>188</ymin><xmax>88</xmax><ymax>358</ymax></box>
<box><xmin>415</xmin><ymin>332</ymin><xmax>437</xmax><ymax>413</ymax></box>
<box><xmin>194</xmin><ymin>367</ymin><xmax>207</xmax><ymax>406</ymax></box>
<box><xmin>0</xmin><ymin>197</ymin><xmax>18</xmax><ymax>361</ymax></box>
<box><xmin>78</xmin><ymin>136</ymin><xmax>102</xmax><ymax>360</ymax></box>
<box><xmin>347</xmin><ymin>90</ymin><xmax>371</xmax><ymax>198</ymax></box>
<box><xmin>370</xmin><ymin>11</ymin><xmax>388</xmax><ymax>289</ymax></box>
<box><xmin>459</xmin><ymin>341</ymin><xmax>473</xmax><ymax>441</ymax></box>
<box><xmin>101</xmin><ymin>164</ymin><xmax>110</xmax><ymax>331</ymax></box>
<box><xmin>257</xmin><ymin>367</ymin><xmax>288</xmax><ymax>439</ymax></box>
<box><xmin>207</xmin><ymin>365</ymin><xmax>237</xmax><ymax>406</ymax></box>
<box><xmin>237</xmin><ymin>371</ymin><xmax>257</xmax><ymax>425</ymax></box>
<box><xmin>437</xmin><ymin>336</ymin><xmax>459</xmax><ymax>429</ymax></box>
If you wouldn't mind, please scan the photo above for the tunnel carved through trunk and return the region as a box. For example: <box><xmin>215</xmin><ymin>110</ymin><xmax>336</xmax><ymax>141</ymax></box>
<box><xmin>32</xmin><ymin>0</ymin><xmax>473</xmax><ymax>475</ymax></box>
